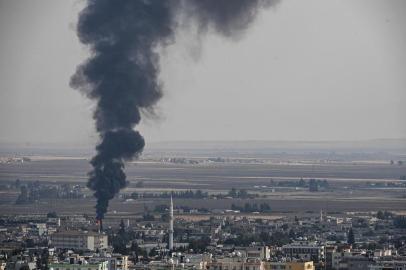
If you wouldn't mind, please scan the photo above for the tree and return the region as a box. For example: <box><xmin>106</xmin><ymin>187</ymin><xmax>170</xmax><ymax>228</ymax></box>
<box><xmin>119</xmin><ymin>219</ymin><xmax>126</xmax><ymax>236</ymax></box>
<box><xmin>309</xmin><ymin>179</ymin><xmax>319</xmax><ymax>192</ymax></box>
<box><xmin>135</xmin><ymin>181</ymin><xmax>144</xmax><ymax>188</ymax></box>
<box><xmin>143</xmin><ymin>212</ymin><xmax>155</xmax><ymax>221</ymax></box>
<box><xmin>16</xmin><ymin>186</ymin><xmax>30</xmax><ymax>204</ymax></box>
<box><xmin>149</xmin><ymin>247</ymin><xmax>158</xmax><ymax>257</ymax></box>
<box><xmin>377</xmin><ymin>210</ymin><xmax>385</xmax><ymax>220</ymax></box>
<box><xmin>188</xmin><ymin>236</ymin><xmax>211</xmax><ymax>253</ymax></box>
<box><xmin>238</xmin><ymin>189</ymin><xmax>248</xmax><ymax>198</ymax></box>
<box><xmin>394</xmin><ymin>216</ymin><xmax>406</xmax><ymax>229</ymax></box>
<box><xmin>131</xmin><ymin>192</ymin><xmax>139</xmax><ymax>199</ymax></box>
<box><xmin>228</xmin><ymin>188</ymin><xmax>237</xmax><ymax>197</ymax></box>
<box><xmin>244</xmin><ymin>202</ymin><xmax>251</xmax><ymax>212</ymax></box>
<box><xmin>260</xmin><ymin>202</ymin><xmax>271</xmax><ymax>213</ymax></box>
<box><xmin>160</xmin><ymin>213</ymin><xmax>170</xmax><ymax>222</ymax></box>
<box><xmin>25</xmin><ymin>238</ymin><xmax>35</xmax><ymax>248</ymax></box>
<box><xmin>347</xmin><ymin>228</ymin><xmax>355</xmax><ymax>245</ymax></box>
<box><xmin>288</xmin><ymin>229</ymin><xmax>296</xmax><ymax>239</ymax></box>
<box><xmin>47</xmin><ymin>211</ymin><xmax>58</xmax><ymax>218</ymax></box>
<box><xmin>36</xmin><ymin>248</ymin><xmax>49</xmax><ymax>270</ymax></box>
<box><xmin>130</xmin><ymin>242</ymin><xmax>147</xmax><ymax>262</ymax></box>
<box><xmin>111</xmin><ymin>229</ymin><xmax>130</xmax><ymax>255</ymax></box>
<box><xmin>15</xmin><ymin>179</ymin><xmax>21</xmax><ymax>189</ymax></box>
<box><xmin>154</xmin><ymin>204</ymin><xmax>167</xmax><ymax>213</ymax></box>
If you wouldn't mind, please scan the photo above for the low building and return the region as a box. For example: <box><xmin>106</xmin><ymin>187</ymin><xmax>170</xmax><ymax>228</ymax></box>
<box><xmin>283</xmin><ymin>242</ymin><xmax>325</xmax><ymax>262</ymax></box>
<box><xmin>369</xmin><ymin>260</ymin><xmax>406</xmax><ymax>270</ymax></box>
<box><xmin>49</xmin><ymin>261</ymin><xmax>108</xmax><ymax>270</ymax></box>
<box><xmin>207</xmin><ymin>257</ymin><xmax>263</xmax><ymax>270</ymax></box>
<box><xmin>289</xmin><ymin>261</ymin><xmax>316</xmax><ymax>270</ymax></box>
<box><xmin>235</xmin><ymin>246</ymin><xmax>271</xmax><ymax>260</ymax></box>
<box><xmin>147</xmin><ymin>255</ymin><xmax>208</xmax><ymax>270</ymax></box>
<box><xmin>339</xmin><ymin>256</ymin><xmax>373</xmax><ymax>270</ymax></box>
<box><xmin>50</xmin><ymin>231</ymin><xmax>108</xmax><ymax>251</ymax></box>
<box><xmin>90</xmin><ymin>254</ymin><xmax>129</xmax><ymax>270</ymax></box>
<box><xmin>264</xmin><ymin>261</ymin><xmax>315</xmax><ymax>270</ymax></box>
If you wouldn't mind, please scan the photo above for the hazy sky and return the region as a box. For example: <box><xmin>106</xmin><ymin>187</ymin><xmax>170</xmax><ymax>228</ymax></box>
<box><xmin>0</xmin><ymin>0</ymin><xmax>405</xmax><ymax>146</ymax></box>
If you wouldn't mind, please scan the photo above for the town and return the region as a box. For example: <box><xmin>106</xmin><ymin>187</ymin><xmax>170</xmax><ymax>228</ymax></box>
<box><xmin>1</xmin><ymin>193</ymin><xmax>405</xmax><ymax>270</ymax></box>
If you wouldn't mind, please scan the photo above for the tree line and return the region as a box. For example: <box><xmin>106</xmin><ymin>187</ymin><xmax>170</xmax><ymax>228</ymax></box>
<box><xmin>231</xmin><ymin>202</ymin><xmax>272</xmax><ymax>213</ymax></box>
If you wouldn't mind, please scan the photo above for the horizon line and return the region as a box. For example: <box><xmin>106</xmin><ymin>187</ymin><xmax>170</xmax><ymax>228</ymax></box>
<box><xmin>0</xmin><ymin>137</ymin><xmax>405</xmax><ymax>148</ymax></box>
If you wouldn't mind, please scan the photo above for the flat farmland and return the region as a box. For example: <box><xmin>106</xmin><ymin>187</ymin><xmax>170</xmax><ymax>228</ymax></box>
<box><xmin>0</xmin><ymin>158</ymin><xmax>406</xmax><ymax>215</ymax></box>
<box><xmin>1</xmin><ymin>159</ymin><xmax>405</xmax><ymax>187</ymax></box>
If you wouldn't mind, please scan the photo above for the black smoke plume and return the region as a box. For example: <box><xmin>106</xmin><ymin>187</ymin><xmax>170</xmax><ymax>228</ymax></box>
<box><xmin>71</xmin><ymin>0</ymin><xmax>278</xmax><ymax>220</ymax></box>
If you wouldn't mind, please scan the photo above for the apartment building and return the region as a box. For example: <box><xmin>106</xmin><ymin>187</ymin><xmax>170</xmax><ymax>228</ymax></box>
<box><xmin>50</xmin><ymin>231</ymin><xmax>108</xmax><ymax>251</ymax></box>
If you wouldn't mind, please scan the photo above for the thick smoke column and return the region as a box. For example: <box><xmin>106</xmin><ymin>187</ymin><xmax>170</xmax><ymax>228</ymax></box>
<box><xmin>71</xmin><ymin>0</ymin><xmax>277</xmax><ymax>221</ymax></box>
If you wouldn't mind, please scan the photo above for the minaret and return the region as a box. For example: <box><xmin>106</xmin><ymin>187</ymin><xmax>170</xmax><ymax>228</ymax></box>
<box><xmin>169</xmin><ymin>195</ymin><xmax>174</xmax><ymax>251</ymax></box>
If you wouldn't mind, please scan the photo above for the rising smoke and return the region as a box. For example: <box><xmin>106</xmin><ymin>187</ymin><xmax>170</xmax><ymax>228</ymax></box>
<box><xmin>71</xmin><ymin>0</ymin><xmax>278</xmax><ymax>220</ymax></box>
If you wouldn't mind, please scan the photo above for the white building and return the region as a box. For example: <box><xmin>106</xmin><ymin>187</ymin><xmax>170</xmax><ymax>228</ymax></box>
<box><xmin>282</xmin><ymin>242</ymin><xmax>325</xmax><ymax>262</ymax></box>
<box><xmin>50</xmin><ymin>231</ymin><xmax>108</xmax><ymax>251</ymax></box>
<box><xmin>90</xmin><ymin>254</ymin><xmax>129</xmax><ymax>270</ymax></box>
<box><xmin>49</xmin><ymin>261</ymin><xmax>108</xmax><ymax>270</ymax></box>
<box><xmin>234</xmin><ymin>246</ymin><xmax>270</xmax><ymax>260</ymax></box>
